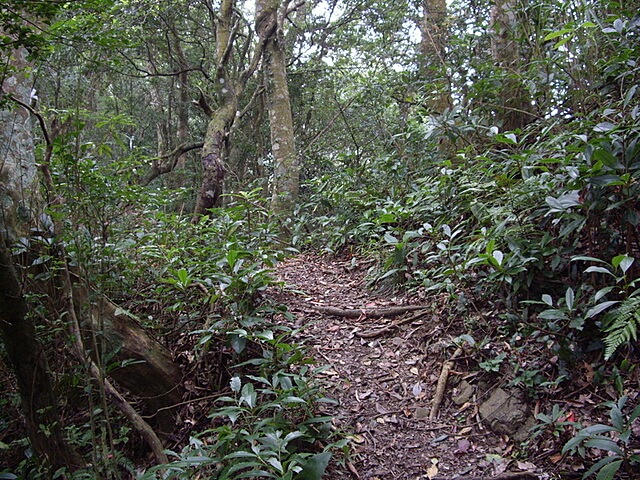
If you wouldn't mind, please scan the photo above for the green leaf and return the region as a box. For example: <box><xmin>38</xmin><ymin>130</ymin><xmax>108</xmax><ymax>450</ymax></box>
<box><xmin>177</xmin><ymin>268</ymin><xmax>189</xmax><ymax>285</ymax></box>
<box><xmin>284</xmin><ymin>431</ymin><xmax>305</xmax><ymax>443</ymax></box>
<box><xmin>538</xmin><ymin>309</ymin><xmax>569</xmax><ymax>320</ymax></box>
<box><xmin>282</xmin><ymin>396</ymin><xmax>307</xmax><ymax>404</ymax></box>
<box><xmin>384</xmin><ymin>232</ymin><xmax>399</xmax><ymax>244</ymax></box>
<box><xmin>585</xmin><ymin>301</ymin><xmax>619</xmax><ymax>319</ymax></box>
<box><xmin>584</xmin><ymin>436</ymin><xmax>622</xmax><ymax>454</ymax></box>
<box><xmin>294</xmin><ymin>452</ymin><xmax>332</xmax><ymax>480</ymax></box>
<box><xmin>584</xmin><ymin>266</ymin><xmax>614</xmax><ymax>276</ymax></box>
<box><xmin>609</xmin><ymin>405</ymin><xmax>624</xmax><ymax>431</ymax></box>
<box><xmin>230</xmin><ymin>333</ymin><xmax>247</xmax><ymax>354</ymax></box>
<box><xmin>629</xmin><ymin>403</ymin><xmax>640</xmax><ymax>423</ymax></box>
<box><xmin>572</xmin><ymin>256</ymin><xmax>609</xmax><ymax>265</ymax></box>
<box><xmin>594</xmin><ymin>122</ymin><xmax>616</xmax><ymax>132</ymax></box>
<box><xmin>267</xmin><ymin>457</ymin><xmax>283</xmax><ymax>473</ymax></box>
<box><xmin>543</xmin><ymin>28</ymin><xmax>574</xmax><ymax>41</ymax></box>
<box><xmin>377</xmin><ymin>213</ymin><xmax>396</xmax><ymax>224</ymax></box>
<box><xmin>595</xmin><ymin>459</ymin><xmax>623</xmax><ymax>480</ymax></box>
<box><xmin>612</xmin><ymin>255</ymin><xmax>634</xmax><ymax>274</ymax></box>
<box><xmin>566</xmin><ymin>288</ymin><xmax>575</xmax><ymax>312</ymax></box>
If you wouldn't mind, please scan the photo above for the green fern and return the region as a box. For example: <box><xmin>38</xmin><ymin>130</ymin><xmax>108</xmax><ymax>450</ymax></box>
<box><xmin>602</xmin><ymin>295</ymin><xmax>640</xmax><ymax>360</ymax></box>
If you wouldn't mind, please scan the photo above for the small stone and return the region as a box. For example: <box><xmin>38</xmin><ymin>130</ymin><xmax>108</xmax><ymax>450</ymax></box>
<box><xmin>414</xmin><ymin>406</ymin><xmax>430</xmax><ymax>419</ymax></box>
<box><xmin>451</xmin><ymin>380</ymin><xmax>474</xmax><ymax>405</ymax></box>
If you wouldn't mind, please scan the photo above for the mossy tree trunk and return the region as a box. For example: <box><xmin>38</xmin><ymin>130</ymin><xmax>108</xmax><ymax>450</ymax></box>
<box><xmin>420</xmin><ymin>0</ymin><xmax>450</xmax><ymax>114</ymax></box>
<box><xmin>1</xmin><ymin>44</ymin><xmax>183</xmax><ymax>466</ymax></box>
<box><xmin>490</xmin><ymin>0</ymin><xmax>536</xmax><ymax>131</ymax></box>
<box><xmin>256</xmin><ymin>0</ymin><xmax>300</xmax><ymax>218</ymax></box>
<box><xmin>0</xmin><ymin>46</ymin><xmax>81</xmax><ymax>470</ymax></box>
<box><xmin>192</xmin><ymin>0</ymin><xmax>267</xmax><ymax>222</ymax></box>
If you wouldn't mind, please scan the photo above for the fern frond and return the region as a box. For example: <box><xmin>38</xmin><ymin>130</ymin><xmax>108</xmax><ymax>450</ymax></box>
<box><xmin>602</xmin><ymin>295</ymin><xmax>640</xmax><ymax>360</ymax></box>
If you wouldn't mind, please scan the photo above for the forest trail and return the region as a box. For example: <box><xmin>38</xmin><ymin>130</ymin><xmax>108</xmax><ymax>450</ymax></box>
<box><xmin>270</xmin><ymin>253</ymin><xmax>545</xmax><ymax>480</ymax></box>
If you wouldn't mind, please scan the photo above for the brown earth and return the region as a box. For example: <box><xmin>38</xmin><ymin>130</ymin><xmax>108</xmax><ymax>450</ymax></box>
<box><xmin>269</xmin><ymin>252</ymin><xmax>562</xmax><ymax>480</ymax></box>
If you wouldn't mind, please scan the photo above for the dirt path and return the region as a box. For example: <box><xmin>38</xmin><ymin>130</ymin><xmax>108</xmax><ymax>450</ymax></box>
<box><xmin>270</xmin><ymin>253</ymin><xmax>545</xmax><ymax>480</ymax></box>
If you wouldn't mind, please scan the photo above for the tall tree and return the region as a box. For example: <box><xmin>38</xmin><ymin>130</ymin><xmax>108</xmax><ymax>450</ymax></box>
<box><xmin>193</xmin><ymin>0</ymin><xmax>264</xmax><ymax>220</ymax></box>
<box><xmin>489</xmin><ymin>0</ymin><xmax>536</xmax><ymax>131</ymax></box>
<box><xmin>0</xmin><ymin>42</ymin><xmax>81</xmax><ymax>470</ymax></box>
<box><xmin>419</xmin><ymin>0</ymin><xmax>450</xmax><ymax>113</ymax></box>
<box><xmin>256</xmin><ymin>0</ymin><xmax>300</xmax><ymax>216</ymax></box>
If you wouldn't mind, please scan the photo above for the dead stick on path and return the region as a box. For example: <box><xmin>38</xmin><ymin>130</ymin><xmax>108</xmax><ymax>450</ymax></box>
<box><xmin>313</xmin><ymin>305</ymin><xmax>428</xmax><ymax>318</ymax></box>
<box><xmin>432</xmin><ymin>473</ymin><xmax>538</xmax><ymax>480</ymax></box>
<box><xmin>430</xmin><ymin>346</ymin><xmax>463</xmax><ymax>420</ymax></box>
<box><xmin>356</xmin><ymin>310</ymin><xmax>428</xmax><ymax>338</ymax></box>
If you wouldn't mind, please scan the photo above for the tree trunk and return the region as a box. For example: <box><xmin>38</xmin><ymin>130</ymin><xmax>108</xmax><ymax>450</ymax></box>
<box><xmin>256</xmin><ymin>0</ymin><xmax>299</xmax><ymax>217</ymax></box>
<box><xmin>419</xmin><ymin>0</ymin><xmax>450</xmax><ymax>113</ymax></box>
<box><xmin>2</xmin><ymin>44</ymin><xmax>183</xmax><ymax>468</ymax></box>
<box><xmin>0</xmin><ymin>46</ymin><xmax>81</xmax><ymax>470</ymax></box>
<box><xmin>0</xmin><ymin>242</ymin><xmax>82</xmax><ymax>470</ymax></box>
<box><xmin>192</xmin><ymin>0</ymin><xmax>238</xmax><ymax>221</ymax></box>
<box><xmin>490</xmin><ymin>0</ymin><xmax>536</xmax><ymax>131</ymax></box>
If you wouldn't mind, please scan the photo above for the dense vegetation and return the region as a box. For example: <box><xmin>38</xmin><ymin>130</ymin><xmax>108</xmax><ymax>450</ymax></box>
<box><xmin>1</xmin><ymin>0</ymin><xmax>639</xmax><ymax>478</ymax></box>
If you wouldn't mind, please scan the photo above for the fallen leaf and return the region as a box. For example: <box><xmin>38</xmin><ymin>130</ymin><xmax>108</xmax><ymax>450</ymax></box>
<box><xmin>457</xmin><ymin>438</ymin><xmax>471</xmax><ymax>453</ymax></box>
<box><xmin>426</xmin><ymin>458</ymin><xmax>439</xmax><ymax>479</ymax></box>
<box><xmin>412</xmin><ymin>383</ymin><xmax>423</xmax><ymax>397</ymax></box>
<box><xmin>550</xmin><ymin>453</ymin><xmax>564</xmax><ymax>464</ymax></box>
<box><xmin>517</xmin><ymin>460</ymin><xmax>537</xmax><ymax>471</ymax></box>
<box><xmin>410</xmin><ymin>367</ymin><xmax>419</xmax><ymax>375</ymax></box>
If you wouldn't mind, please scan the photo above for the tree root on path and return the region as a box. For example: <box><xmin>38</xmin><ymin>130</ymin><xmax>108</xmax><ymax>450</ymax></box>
<box><xmin>313</xmin><ymin>304</ymin><xmax>428</xmax><ymax>319</ymax></box>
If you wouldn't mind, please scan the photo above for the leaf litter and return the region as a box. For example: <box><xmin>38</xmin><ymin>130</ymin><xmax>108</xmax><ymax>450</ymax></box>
<box><xmin>268</xmin><ymin>252</ymin><xmax>565</xmax><ymax>480</ymax></box>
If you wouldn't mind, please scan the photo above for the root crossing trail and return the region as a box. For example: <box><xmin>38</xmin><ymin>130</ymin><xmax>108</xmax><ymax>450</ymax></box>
<box><xmin>270</xmin><ymin>253</ymin><xmax>546</xmax><ymax>480</ymax></box>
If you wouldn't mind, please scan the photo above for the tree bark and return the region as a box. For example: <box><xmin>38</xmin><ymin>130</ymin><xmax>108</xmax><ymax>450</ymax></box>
<box><xmin>419</xmin><ymin>0</ymin><xmax>450</xmax><ymax>113</ymax></box>
<box><xmin>256</xmin><ymin>0</ymin><xmax>300</xmax><ymax>217</ymax></box>
<box><xmin>0</xmin><ymin>46</ymin><xmax>81</xmax><ymax>470</ymax></box>
<box><xmin>192</xmin><ymin>0</ymin><xmax>265</xmax><ymax>222</ymax></box>
<box><xmin>2</xmin><ymin>42</ymin><xmax>183</xmax><ymax>469</ymax></box>
<box><xmin>71</xmin><ymin>285</ymin><xmax>183</xmax><ymax>433</ymax></box>
<box><xmin>192</xmin><ymin>102</ymin><xmax>236</xmax><ymax>219</ymax></box>
<box><xmin>0</xmin><ymin>242</ymin><xmax>82</xmax><ymax>470</ymax></box>
<box><xmin>490</xmin><ymin>0</ymin><xmax>536</xmax><ymax>131</ymax></box>
<box><xmin>192</xmin><ymin>0</ymin><xmax>238</xmax><ymax>220</ymax></box>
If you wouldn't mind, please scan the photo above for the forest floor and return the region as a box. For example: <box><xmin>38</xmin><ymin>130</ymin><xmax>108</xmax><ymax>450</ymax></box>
<box><xmin>269</xmin><ymin>252</ymin><xmax>581</xmax><ymax>480</ymax></box>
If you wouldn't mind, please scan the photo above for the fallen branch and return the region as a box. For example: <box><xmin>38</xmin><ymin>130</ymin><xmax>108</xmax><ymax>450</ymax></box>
<box><xmin>430</xmin><ymin>346</ymin><xmax>463</xmax><ymax>420</ymax></box>
<box><xmin>432</xmin><ymin>473</ymin><xmax>539</xmax><ymax>480</ymax></box>
<box><xmin>58</xmin><ymin>252</ymin><xmax>169</xmax><ymax>465</ymax></box>
<box><xmin>356</xmin><ymin>310</ymin><xmax>429</xmax><ymax>338</ymax></box>
<box><xmin>313</xmin><ymin>305</ymin><xmax>428</xmax><ymax>319</ymax></box>
<box><xmin>432</xmin><ymin>473</ymin><xmax>538</xmax><ymax>480</ymax></box>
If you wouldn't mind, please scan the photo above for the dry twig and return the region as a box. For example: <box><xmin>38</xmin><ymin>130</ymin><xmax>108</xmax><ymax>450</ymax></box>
<box><xmin>430</xmin><ymin>346</ymin><xmax>463</xmax><ymax>419</ymax></box>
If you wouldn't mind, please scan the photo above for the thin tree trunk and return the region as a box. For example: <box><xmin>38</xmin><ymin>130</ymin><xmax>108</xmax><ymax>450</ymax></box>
<box><xmin>192</xmin><ymin>0</ymin><xmax>265</xmax><ymax>221</ymax></box>
<box><xmin>192</xmin><ymin>101</ymin><xmax>236</xmax><ymax>219</ymax></box>
<box><xmin>192</xmin><ymin>0</ymin><xmax>237</xmax><ymax>220</ymax></box>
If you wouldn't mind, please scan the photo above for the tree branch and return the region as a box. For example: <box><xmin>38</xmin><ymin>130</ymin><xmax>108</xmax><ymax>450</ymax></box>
<box><xmin>140</xmin><ymin>141</ymin><xmax>204</xmax><ymax>186</ymax></box>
